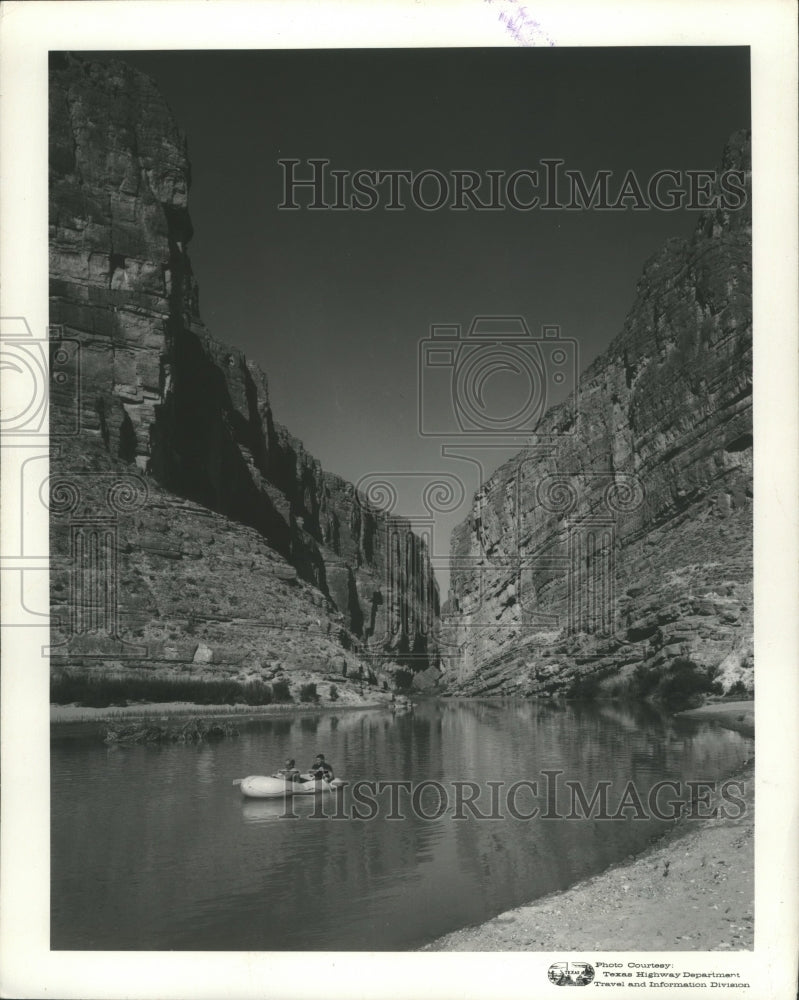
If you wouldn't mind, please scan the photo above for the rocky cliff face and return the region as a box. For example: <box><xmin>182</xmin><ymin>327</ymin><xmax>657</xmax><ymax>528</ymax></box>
<box><xmin>48</xmin><ymin>54</ymin><xmax>439</xmax><ymax>695</ymax></box>
<box><xmin>442</xmin><ymin>132</ymin><xmax>752</xmax><ymax>698</ymax></box>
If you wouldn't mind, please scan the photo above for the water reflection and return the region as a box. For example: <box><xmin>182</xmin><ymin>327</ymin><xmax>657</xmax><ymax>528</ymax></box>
<box><xmin>51</xmin><ymin>699</ymin><xmax>752</xmax><ymax>951</ymax></box>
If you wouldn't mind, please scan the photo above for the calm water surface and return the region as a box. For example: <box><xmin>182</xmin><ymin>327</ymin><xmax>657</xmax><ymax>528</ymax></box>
<box><xmin>51</xmin><ymin>699</ymin><xmax>752</xmax><ymax>950</ymax></box>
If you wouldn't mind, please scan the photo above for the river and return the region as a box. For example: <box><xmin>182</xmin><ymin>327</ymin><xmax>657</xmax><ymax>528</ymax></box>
<box><xmin>51</xmin><ymin>698</ymin><xmax>753</xmax><ymax>950</ymax></box>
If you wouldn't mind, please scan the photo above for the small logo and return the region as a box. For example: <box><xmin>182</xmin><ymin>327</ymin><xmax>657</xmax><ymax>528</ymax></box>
<box><xmin>547</xmin><ymin>962</ymin><xmax>595</xmax><ymax>986</ymax></box>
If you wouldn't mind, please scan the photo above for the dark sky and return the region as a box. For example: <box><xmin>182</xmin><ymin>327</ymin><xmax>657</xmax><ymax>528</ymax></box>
<box><xmin>89</xmin><ymin>47</ymin><xmax>750</xmax><ymax>586</ymax></box>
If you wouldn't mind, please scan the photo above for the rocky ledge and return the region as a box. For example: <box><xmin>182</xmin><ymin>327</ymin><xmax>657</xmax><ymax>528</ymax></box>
<box><xmin>48</xmin><ymin>54</ymin><xmax>439</xmax><ymax>702</ymax></box>
<box><xmin>441</xmin><ymin>132</ymin><xmax>752</xmax><ymax>702</ymax></box>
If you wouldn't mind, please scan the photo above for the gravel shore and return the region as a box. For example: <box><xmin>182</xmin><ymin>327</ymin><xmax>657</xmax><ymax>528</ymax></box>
<box><xmin>424</xmin><ymin>765</ymin><xmax>753</xmax><ymax>952</ymax></box>
<box><xmin>50</xmin><ymin>698</ymin><xmax>386</xmax><ymax>724</ymax></box>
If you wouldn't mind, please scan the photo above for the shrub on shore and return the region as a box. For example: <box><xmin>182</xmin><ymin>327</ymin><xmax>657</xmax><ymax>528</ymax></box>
<box><xmin>631</xmin><ymin>657</ymin><xmax>723</xmax><ymax>711</ymax></box>
<box><xmin>559</xmin><ymin>656</ymin><xmax>728</xmax><ymax>711</ymax></box>
<box><xmin>299</xmin><ymin>682</ymin><xmax>319</xmax><ymax>703</ymax></box>
<box><xmin>271</xmin><ymin>678</ymin><xmax>293</xmax><ymax>702</ymax></box>
<box><xmin>51</xmin><ymin>671</ymin><xmax>280</xmax><ymax>708</ymax></box>
<box><xmin>241</xmin><ymin>679</ymin><xmax>273</xmax><ymax>706</ymax></box>
<box><xmin>565</xmin><ymin>670</ymin><xmax>606</xmax><ymax>701</ymax></box>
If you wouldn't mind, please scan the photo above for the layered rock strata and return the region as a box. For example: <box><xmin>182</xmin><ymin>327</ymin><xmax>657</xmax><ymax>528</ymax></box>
<box><xmin>442</xmin><ymin>132</ymin><xmax>752</xmax><ymax>697</ymax></box>
<box><xmin>48</xmin><ymin>54</ymin><xmax>439</xmax><ymax>694</ymax></box>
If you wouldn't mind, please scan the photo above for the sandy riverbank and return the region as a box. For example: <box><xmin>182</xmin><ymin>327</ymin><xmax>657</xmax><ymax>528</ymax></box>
<box><xmin>676</xmin><ymin>699</ymin><xmax>754</xmax><ymax>737</ymax></box>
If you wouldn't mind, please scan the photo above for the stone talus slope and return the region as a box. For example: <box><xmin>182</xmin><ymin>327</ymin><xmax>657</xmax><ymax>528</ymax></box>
<box><xmin>49</xmin><ymin>54</ymin><xmax>438</xmax><ymax>693</ymax></box>
<box><xmin>443</xmin><ymin>132</ymin><xmax>752</xmax><ymax>696</ymax></box>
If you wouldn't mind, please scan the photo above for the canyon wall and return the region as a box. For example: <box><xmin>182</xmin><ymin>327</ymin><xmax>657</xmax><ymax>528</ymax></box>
<box><xmin>48</xmin><ymin>54</ymin><xmax>439</xmax><ymax>695</ymax></box>
<box><xmin>442</xmin><ymin>132</ymin><xmax>752</xmax><ymax>698</ymax></box>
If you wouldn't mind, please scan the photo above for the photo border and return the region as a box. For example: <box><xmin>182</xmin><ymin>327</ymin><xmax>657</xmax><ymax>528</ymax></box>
<box><xmin>1</xmin><ymin>2</ymin><xmax>797</xmax><ymax>998</ymax></box>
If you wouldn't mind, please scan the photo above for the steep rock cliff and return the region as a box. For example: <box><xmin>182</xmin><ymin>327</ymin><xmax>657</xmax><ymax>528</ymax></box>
<box><xmin>442</xmin><ymin>132</ymin><xmax>752</xmax><ymax>698</ymax></box>
<box><xmin>48</xmin><ymin>54</ymin><xmax>439</xmax><ymax>693</ymax></box>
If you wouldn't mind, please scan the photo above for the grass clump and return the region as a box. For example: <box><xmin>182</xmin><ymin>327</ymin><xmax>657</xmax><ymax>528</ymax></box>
<box><xmin>104</xmin><ymin>717</ymin><xmax>239</xmax><ymax>744</ymax></box>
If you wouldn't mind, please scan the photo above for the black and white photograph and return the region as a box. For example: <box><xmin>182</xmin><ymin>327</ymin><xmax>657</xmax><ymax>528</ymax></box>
<box><xmin>0</xmin><ymin>2</ymin><xmax>797</xmax><ymax>998</ymax></box>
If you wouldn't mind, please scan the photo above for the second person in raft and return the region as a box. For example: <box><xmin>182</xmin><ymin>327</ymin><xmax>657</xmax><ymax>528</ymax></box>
<box><xmin>308</xmin><ymin>754</ymin><xmax>334</xmax><ymax>781</ymax></box>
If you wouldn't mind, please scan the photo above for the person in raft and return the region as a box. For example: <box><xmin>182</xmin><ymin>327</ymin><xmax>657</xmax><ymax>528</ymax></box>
<box><xmin>275</xmin><ymin>758</ymin><xmax>301</xmax><ymax>782</ymax></box>
<box><xmin>308</xmin><ymin>754</ymin><xmax>334</xmax><ymax>781</ymax></box>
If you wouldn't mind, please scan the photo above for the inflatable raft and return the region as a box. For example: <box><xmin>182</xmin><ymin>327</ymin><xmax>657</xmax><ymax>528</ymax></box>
<box><xmin>236</xmin><ymin>774</ymin><xmax>346</xmax><ymax>799</ymax></box>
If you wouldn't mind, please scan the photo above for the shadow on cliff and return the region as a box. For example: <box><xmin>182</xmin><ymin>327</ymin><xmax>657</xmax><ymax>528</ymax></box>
<box><xmin>148</xmin><ymin>322</ymin><xmax>326</xmax><ymax>592</ymax></box>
